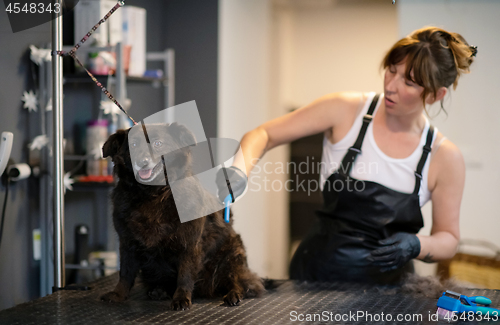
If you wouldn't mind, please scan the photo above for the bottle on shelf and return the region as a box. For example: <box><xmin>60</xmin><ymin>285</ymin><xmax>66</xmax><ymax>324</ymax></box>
<box><xmin>86</xmin><ymin>119</ymin><xmax>109</xmax><ymax>177</ymax></box>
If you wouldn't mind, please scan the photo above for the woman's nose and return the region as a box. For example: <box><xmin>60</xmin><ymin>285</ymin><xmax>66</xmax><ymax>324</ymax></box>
<box><xmin>385</xmin><ymin>74</ymin><xmax>397</xmax><ymax>93</ymax></box>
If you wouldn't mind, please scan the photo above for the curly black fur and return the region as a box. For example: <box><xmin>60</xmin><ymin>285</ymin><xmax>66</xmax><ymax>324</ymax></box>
<box><xmin>100</xmin><ymin>124</ymin><xmax>266</xmax><ymax>310</ymax></box>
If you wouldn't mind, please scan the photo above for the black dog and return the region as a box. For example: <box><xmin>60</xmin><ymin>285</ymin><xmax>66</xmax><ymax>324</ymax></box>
<box><xmin>100</xmin><ymin>123</ymin><xmax>265</xmax><ymax>310</ymax></box>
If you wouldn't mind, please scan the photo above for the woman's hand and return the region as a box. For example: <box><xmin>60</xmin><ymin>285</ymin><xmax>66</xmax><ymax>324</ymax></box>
<box><xmin>369</xmin><ymin>232</ymin><xmax>421</xmax><ymax>272</ymax></box>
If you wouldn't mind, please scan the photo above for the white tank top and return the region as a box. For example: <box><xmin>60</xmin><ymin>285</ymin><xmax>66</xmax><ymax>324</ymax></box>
<box><xmin>319</xmin><ymin>92</ymin><xmax>437</xmax><ymax>207</ymax></box>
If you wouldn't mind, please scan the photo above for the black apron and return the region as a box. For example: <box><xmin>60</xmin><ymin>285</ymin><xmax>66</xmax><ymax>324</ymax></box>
<box><xmin>289</xmin><ymin>94</ymin><xmax>435</xmax><ymax>285</ymax></box>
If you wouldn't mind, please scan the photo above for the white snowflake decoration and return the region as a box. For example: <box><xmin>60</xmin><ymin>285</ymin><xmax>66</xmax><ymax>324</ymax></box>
<box><xmin>29</xmin><ymin>45</ymin><xmax>52</xmax><ymax>65</ymax></box>
<box><xmin>29</xmin><ymin>135</ymin><xmax>49</xmax><ymax>151</ymax></box>
<box><xmin>21</xmin><ymin>90</ymin><xmax>38</xmax><ymax>112</ymax></box>
<box><xmin>64</xmin><ymin>172</ymin><xmax>75</xmax><ymax>193</ymax></box>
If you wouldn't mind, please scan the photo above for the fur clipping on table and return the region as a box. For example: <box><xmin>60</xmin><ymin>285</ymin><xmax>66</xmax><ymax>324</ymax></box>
<box><xmin>377</xmin><ymin>274</ymin><xmax>468</xmax><ymax>299</ymax></box>
<box><xmin>400</xmin><ymin>273</ymin><xmax>467</xmax><ymax>299</ymax></box>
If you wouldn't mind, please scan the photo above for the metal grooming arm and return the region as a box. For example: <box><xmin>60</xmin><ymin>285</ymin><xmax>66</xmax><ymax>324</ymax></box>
<box><xmin>51</xmin><ymin>0</ymin><xmax>65</xmax><ymax>292</ymax></box>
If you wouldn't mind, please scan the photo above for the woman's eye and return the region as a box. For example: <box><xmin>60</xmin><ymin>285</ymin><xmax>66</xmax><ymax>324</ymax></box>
<box><xmin>153</xmin><ymin>140</ymin><xmax>162</xmax><ymax>147</ymax></box>
<box><xmin>405</xmin><ymin>80</ymin><xmax>414</xmax><ymax>86</ymax></box>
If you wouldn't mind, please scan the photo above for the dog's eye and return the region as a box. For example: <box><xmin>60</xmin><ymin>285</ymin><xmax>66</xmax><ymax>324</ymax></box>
<box><xmin>130</xmin><ymin>142</ymin><xmax>137</xmax><ymax>148</ymax></box>
<box><xmin>153</xmin><ymin>140</ymin><xmax>162</xmax><ymax>147</ymax></box>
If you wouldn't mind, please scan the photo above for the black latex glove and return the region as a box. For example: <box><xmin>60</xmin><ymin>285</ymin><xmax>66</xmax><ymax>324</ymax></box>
<box><xmin>368</xmin><ymin>232</ymin><xmax>421</xmax><ymax>273</ymax></box>
<box><xmin>216</xmin><ymin>166</ymin><xmax>248</xmax><ymax>203</ymax></box>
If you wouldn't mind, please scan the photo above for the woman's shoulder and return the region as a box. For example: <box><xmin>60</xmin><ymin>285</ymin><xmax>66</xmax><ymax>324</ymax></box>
<box><xmin>320</xmin><ymin>91</ymin><xmax>371</xmax><ymax>120</ymax></box>
<box><xmin>320</xmin><ymin>91</ymin><xmax>372</xmax><ymax>143</ymax></box>
<box><xmin>431</xmin><ymin>132</ymin><xmax>463</xmax><ymax>162</ymax></box>
<box><xmin>428</xmin><ymin>131</ymin><xmax>465</xmax><ymax>192</ymax></box>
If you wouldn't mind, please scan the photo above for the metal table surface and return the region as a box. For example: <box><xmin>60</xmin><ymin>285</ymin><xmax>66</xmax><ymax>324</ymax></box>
<box><xmin>0</xmin><ymin>273</ymin><xmax>499</xmax><ymax>324</ymax></box>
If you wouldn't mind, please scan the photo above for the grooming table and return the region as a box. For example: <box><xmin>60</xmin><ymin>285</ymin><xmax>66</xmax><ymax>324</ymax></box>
<box><xmin>0</xmin><ymin>273</ymin><xmax>498</xmax><ymax>324</ymax></box>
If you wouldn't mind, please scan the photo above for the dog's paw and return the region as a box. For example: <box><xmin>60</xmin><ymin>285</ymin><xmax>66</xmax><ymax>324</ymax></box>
<box><xmin>223</xmin><ymin>290</ymin><xmax>243</xmax><ymax>306</ymax></box>
<box><xmin>171</xmin><ymin>297</ymin><xmax>192</xmax><ymax>311</ymax></box>
<box><xmin>100</xmin><ymin>291</ymin><xmax>126</xmax><ymax>303</ymax></box>
<box><xmin>148</xmin><ymin>287</ymin><xmax>170</xmax><ymax>300</ymax></box>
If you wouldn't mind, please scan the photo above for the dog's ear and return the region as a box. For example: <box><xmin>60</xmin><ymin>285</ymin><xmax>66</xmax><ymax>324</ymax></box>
<box><xmin>103</xmin><ymin>129</ymin><xmax>127</xmax><ymax>158</ymax></box>
<box><xmin>169</xmin><ymin>122</ymin><xmax>197</xmax><ymax>148</ymax></box>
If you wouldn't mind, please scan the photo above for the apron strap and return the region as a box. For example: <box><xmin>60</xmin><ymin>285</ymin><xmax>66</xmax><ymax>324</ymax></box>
<box><xmin>413</xmin><ymin>124</ymin><xmax>435</xmax><ymax>195</ymax></box>
<box><xmin>339</xmin><ymin>93</ymin><xmax>380</xmax><ymax>176</ymax></box>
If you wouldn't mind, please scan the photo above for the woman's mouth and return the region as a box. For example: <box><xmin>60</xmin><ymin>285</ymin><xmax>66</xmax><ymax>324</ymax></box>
<box><xmin>385</xmin><ymin>97</ymin><xmax>396</xmax><ymax>106</ymax></box>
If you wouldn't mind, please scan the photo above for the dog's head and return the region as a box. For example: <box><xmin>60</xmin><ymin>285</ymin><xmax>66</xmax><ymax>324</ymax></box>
<box><xmin>103</xmin><ymin>122</ymin><xmax>196</xmax><ymax>186</ymax></box>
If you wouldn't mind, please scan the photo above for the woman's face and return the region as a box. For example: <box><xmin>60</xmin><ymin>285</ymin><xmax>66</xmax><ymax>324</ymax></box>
<box><xmin>383</xmin><ymin>58</ymin><xmax>425</xmax><ymax>117</ymax></box>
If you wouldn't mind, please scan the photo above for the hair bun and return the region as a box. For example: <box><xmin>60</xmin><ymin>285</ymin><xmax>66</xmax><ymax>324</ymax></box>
<box><xmin>469</xmin><ymin>45</ymin><xmax>478</xmax><ymax>57</ymax></box>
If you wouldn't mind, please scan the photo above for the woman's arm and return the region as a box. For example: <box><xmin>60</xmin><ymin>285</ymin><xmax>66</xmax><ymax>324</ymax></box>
<box><xmin>232</xmin><ymin>92</ymin><xmax>361</xmax><ymax>176</ymax></box>
<box><xmin>416</xmin><ymin>139</ymin><xmax>465</xmax><ymax>262</ymax></box>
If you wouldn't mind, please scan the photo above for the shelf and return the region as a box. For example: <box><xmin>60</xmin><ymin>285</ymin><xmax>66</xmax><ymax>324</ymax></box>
<box><xmin>71</xmin><ymin>181</ymin><xmax>114</xmax><ymax>190</ymax></box>
<box><xmin>62</xmin><ymin>45</ymin><xmax>115</xmax><ymax>53</ymax></box>
<box><xmin>63</xmin><ymin>74</ymin><xmax>167</xmax><ymax>84</ymax></box>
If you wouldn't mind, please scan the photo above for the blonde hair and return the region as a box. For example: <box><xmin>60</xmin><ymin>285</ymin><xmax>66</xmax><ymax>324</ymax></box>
<box><xmin>381</xmin><ymin>26</ymin><xmax>476</xmax><ymax>114</ymax></box>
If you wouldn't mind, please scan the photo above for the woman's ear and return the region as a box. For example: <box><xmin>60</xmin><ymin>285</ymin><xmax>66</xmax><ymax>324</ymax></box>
<box><xmin>426</xmin><ymin>87</ymin><xmax>448</xmax><ymax>104</ymax></box>
<box><xmin>102</xmin><ymin>129</ymin><xmax>127</xmax><ymax>158</ymax></box>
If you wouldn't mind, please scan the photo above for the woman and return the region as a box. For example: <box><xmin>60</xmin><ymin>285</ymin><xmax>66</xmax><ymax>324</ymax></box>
<box><xmin>217</xmin><ymin>26</ymin><xmax>476</xmax><ymax>284</ymax></box>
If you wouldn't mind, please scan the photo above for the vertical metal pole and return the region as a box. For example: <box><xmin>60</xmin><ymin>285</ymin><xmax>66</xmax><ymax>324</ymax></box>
<box><xmin>52</xmin><ymin>0</ymin><xmax>65</xmax><ymax>291</ymax></box>
<box><xmin>40</xmin><ymin>59</ymin><xmax>52</xmax><ymax>297</ymax></box>
<box><xmin>167</xmin><ymin>49</ymin><xmax>175</xmax><ymax>107</ymax></box>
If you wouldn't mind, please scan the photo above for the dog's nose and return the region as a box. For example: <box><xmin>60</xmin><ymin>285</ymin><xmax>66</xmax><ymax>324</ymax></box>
<box><xmin>141</xmin><ymin>157</ymin><xmax>151</xmax><ymax>167</ymax></box>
